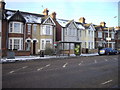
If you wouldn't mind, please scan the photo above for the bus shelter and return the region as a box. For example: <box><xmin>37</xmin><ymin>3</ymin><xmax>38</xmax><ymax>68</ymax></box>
<box><xmin>56</xmin><ymin>41</ymin><xmax>82</xmax><ymax>56</ymax></box>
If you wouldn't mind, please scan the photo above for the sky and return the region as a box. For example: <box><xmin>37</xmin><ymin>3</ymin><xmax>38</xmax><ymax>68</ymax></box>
<box><xmin>5</xmin><ymin>0</ymin><xmax>120</xmax><ymax>27</ymax></box>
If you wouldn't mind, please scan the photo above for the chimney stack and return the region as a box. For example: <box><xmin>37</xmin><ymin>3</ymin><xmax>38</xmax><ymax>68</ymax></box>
<box><xmin>0</xmin><ymin>0</ymin><xmax>5</xmax><ymax>10</ymax></box>
<box><xmin>100</xmin><ymin>22</ymin><xmax>106</xmax><ymax>27</ymax></box>
<box><xmin>43</xmin><ymin>8</ymin><xmax>49</xmax><ymax>16</ymax></box>
<box><xmin>50</xmin><ymin>12</ymin><xmax>56</xmax><ymax>20</ymax></box>
<box><xmin>79</xmin><ymin>17</ymin><xmax>85</xmax><ymax>23</ymax></box>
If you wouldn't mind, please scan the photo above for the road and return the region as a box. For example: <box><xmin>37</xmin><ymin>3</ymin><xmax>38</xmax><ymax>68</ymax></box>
<box><xmin>2</xmin><ymin>55</ymin><xmax>119</xmax><ymax>88</ymax></box>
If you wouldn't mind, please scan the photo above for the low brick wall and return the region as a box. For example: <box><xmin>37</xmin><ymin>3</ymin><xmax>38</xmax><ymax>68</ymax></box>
<box><xmin>60</xmin><ymin>50</ymin><xmax>74</xmax><ymax>54</ymax></box>
<box><xmin>82</xmin><ymin>48</ymin><xmax>98</xmax><ymax>54</ymax></box>
<box><xmin>88</xmin><ymin>49</ymin><xmax>98</xmax><ymax>54</ymax></box>
<box><xmin>14</xmin><ymin>50</ymin><xmax>30</xmax><ymax>56</ymax></box>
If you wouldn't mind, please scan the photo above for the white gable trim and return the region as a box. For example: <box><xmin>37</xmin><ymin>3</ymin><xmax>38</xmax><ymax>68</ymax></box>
<box><xmin>42</xmin><ymin>16</ymin><xmax>56</xmax><ymax>25</ymax></box>
<box><xmin>89</xmin><ymin>24</ymin><xmax>95</xmax><ymax>31</ymax></box>
<box><xmin>67</xmin><ymin>20</ymin><xmax>78</xmax><ymax>29</ymax></box>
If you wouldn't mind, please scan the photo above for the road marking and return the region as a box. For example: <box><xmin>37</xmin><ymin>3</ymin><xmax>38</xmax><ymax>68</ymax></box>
<box><xmin>8</xmin><ymin>66</ymin><xmax>28</xmax><ymax>74</ymax></box>
<box><xmin>37</xmin><ymin>64</ymin><xmax>51</xmax><ymax>71</ymax></box>
<box><xmin>101</xmin><ymin>80</ymin><xmax>112</xmax><ymax>85</ymax></box>
<box><xmin>9</xmin><ymin>71</ymin><xmax>15</xmax><ymax>74</ymax></box>
<box><xmin>105</xmin><ymin>59</ymin><xmax>108</xmax><ymax>61</ymax></box>
<box><xmin>113</xmin><ymin>58</ymin><xmax>118</xmax><ymax>60</ymax></box>
<box><xmin>79</xmin><ymin>61</ymin><xmax>83</xmax><ymax>66</ymax></box>
<box><xmin>95</xmin><ymin>60</ymin><xmax>97</xmax><ymax>63</ymax></box>
<box><xmin>46</xmin><ymin>64</ymin><xmax>51</xmax><ymax>67</ymax></box>
<box><xmin>63</xmin><ymin>63</ymin><xmax>68</xmax><ymax>68</ymax></box>
<box><xmin>22</xmin><ymin>66</ymin><xmax>28</xmax><ymax>69</ymax></box>
<box><xmin>78</xmin><ymin>63</ymin><xmax>82</xmax><ymax>66</ymax></box>
<box><xmin>37</xmin><ymin>67</ymin><xmax>43</xmax><ymax>71</ymax></box>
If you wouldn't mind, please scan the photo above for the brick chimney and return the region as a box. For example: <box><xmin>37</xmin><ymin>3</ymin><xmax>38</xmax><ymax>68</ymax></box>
<box><xmin>79</xmin><ymin>17</ymin><xmax>85</xmax><ymax>23</ymax></box>
<box><xmin>0</xmin><ymin>0</ymin><xmax>5</xmax><ymax>10</ymax></box>
<box><xmin>100</xmin><ymin>22</ymin><xmax>106</xmax><ymax>27</ymax></box>
<box><xmin>50</xmin><ymin>12</ymin><xmax>56</xmax><ymax>20</ymax></box>
<box><xmin>43</xmin><ymin>8</ymin><xmax>49</xmax><ymax>16</ymax></box>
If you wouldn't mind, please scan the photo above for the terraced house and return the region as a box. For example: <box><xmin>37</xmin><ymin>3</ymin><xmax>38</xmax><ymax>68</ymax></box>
<box><xmin>1</xmin><ymin>0</ymin><xmax>56</xmax><ymax>57</ymax></box>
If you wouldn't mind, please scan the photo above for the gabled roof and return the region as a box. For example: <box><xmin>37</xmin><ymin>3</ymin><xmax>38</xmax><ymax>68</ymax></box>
<box><xmin>9</xmin><ymin>10</ymin><xmax>26</xmax><ymax>23</ymax></box>
<box><xmin>6</xmin><ymin>9</ymin><xmax>44</xmax><ymax>23</ymax></box>
<box><xmin>41</xmin><ymin>15</ymin><xmax>56</xmax><ymax>25</ymax></box>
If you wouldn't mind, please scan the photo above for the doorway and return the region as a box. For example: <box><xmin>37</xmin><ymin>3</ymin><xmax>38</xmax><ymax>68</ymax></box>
<box><xmin>33</xmin><ymin>40</ymin><xmax>36</xmax><ymax>55</ymax></box>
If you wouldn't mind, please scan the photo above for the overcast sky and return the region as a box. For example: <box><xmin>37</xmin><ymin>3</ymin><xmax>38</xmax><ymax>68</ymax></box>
<box><xmin>5</xmin><ymin>0</ymin><xmax>119</xmax><ymax>27</ymax></box>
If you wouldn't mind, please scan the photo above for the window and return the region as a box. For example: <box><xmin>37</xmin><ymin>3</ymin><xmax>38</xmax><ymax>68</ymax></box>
<box><xmin>33</xmin><ymin>24</ymin><xmax>37</xmax><ymax>31</ymax></box>
<box><xmin>111</xmin><ymin>33</ymin><xmax>114</xmax><ymax>39</ymax></box>
<box><xmin>79</xmin><ymin>30</ymin><xmax>81</xmax><ymax>37</ymax></box>
<box><xmin>14</xmin><ymin>39</ymin><xmax>20</xmax><ymax>49</ymax></box>
<box><xmin>9</xmin><ymin>39</ymin><xmax>12</xmax><ymax>49</ymax></box>
<box><xmin>14</xmin><ymin>23</ymin><xmax>20</xmax><ymax>33</ymax></box>
<box><xmin>9</xmin><ymin>22</ymin><xmax>23</xmax><ymax>33</ymax></box>
<box><xmin>8</xmin><ymin>38</ymin><xmax>23</xmax><ymax>50</ymax></box>
<box><xmin>98</xmin><ymin>31</ymin><xmax>102</xmax><ymax>38</ymax></box>
<box><xmin>41</xmin><ymin>25</ymin><xmax>52</xmax><ymax>35</ymax></box>
<box><xmin>41</xmin><ymin>39</ymin><xmax>52</xmax><ymax>50</ymax></box>
<box><xmin>42</xmin><ymin>40</ymin><xmax>44</xmax><ymax>49</ymax></box>
<box><xmin>46</xmin><ymin>25</ymin><xmax>50</xmax><ymax>35</ymax></box>
<box><xmin>27</xmin><ymin>24</ymin><xmax>31</xmax><ymax>34</ymax></box>
<box><xmin>0</xmin><ymin>20</ymin><xmax>1</xmax><ymax>32</ymax></box>
<box><xmin>0</xmin><ymin>37</ymin><xmax>1</xmax><ymax>49</ymax></box>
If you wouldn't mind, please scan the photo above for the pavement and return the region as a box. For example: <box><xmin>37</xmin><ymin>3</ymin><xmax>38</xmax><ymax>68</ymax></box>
<box><xmin>2</xmin><ymin>55</ymin><xmax>119</xmax><ymax>88</ymax></box>
<box><xmin>0</xmin><ymin>53</ymin><xmax>99</xmax><ymax>63</ymax></box>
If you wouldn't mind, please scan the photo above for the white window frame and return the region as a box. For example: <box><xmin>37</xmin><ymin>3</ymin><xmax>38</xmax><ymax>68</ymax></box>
<box><xmin>0</xmin><ymin>37</ymin><xmax>1</xmax><ymax>50</ymax></box>
<box><xmin>8</xmin><ymin>38</ymin><xmax>23</xmax><ymax>50</ymax></box>
<box><xmin>9</xmin><ymin>22</ymin><xmax>24</xmax><ymax>33</ymax></box>
<box><xmin>40</xmin><ymin>39</ymin><xmax>52</xmax><ymax>50</ymax></box>
<box><xmin>0</xmin><ymin>20</ymin><xmax>1</xmax><ymax>32</ymax></box>
<box><xmin>27</xmin><ymin>24</ymin><xmax>31</xmax><ymax>35</ymax></box>
<box><xmin>98</xmin><ymin>31</ymin><xmax>102</xmax><ymax>38</ymax></box>
<box><xmin>41</xmin><ymin>25</ymin><xmax>52</xmax><ymax>35</ymax></box>
<box><xmin>111</xmin><ymin>33</ymin><xmax>114</xmax><ymax>39</ymax></box>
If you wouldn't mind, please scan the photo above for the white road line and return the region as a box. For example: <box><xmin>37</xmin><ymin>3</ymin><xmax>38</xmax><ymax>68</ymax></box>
<box><xmin>95</xmin><ymin>60</ymin><xmax>97</xmax><ymax>63</ymax></box>
<box><xmin>37</xmin><ymin>67</ymin><xmax>43</xmax><ymax>71</ymax></box>
<box><xmin>37</xmin><ymin>64</ymin><xmax>51</xmax><ymax>71</ymax></box>
<box><xmin>22</xmin><ymin>66</ymin><xmax>28</xmax><ymax>69</ymax></box>
<box><xmin>8</xmin><ymin>66</ymin><xmax>28</xmax><ymax>74</ymax></box>
<box><xmin>79</xmin><ymin>61</ymin><xmax>83</xmax><ymax>66</ymax></box>
<box><xmin>105</xmin><ymin>59</ymin><xmax>108</xmax><ymax>61</ymax></box>
<box><xmin>63</xmin><ymin>63</ymin><xmax>68</xmax><ymax>68</ymax></box>
<box><xmin>9</xmin><ymin>71</ymin><xmax>15</xmax><ymax>74</ymax></box>
<box><xmin>101</xmin><ymin>80</ymin><xmax>112</xmax><ymax>85</ymax></box>
<box><xmin>114</xmin><ymin>58</ymin><xmax>118</xmax><ymax>60</ymax></box>
<box><xmin>78</xmin><ymin>63</ymin><xmax>81</xmax><ymax>66</ymax></box>
<box><xmin>45</xmin><ymin>64</ymin><xmax>51</xmax><ymax>67</ymax></box>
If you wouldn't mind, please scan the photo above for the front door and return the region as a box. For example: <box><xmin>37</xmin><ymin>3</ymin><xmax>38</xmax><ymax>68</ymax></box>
<box><xmin>33</xmin><ymin>41</ymin><xmax>36</xmax><ymax>54</ymax></box>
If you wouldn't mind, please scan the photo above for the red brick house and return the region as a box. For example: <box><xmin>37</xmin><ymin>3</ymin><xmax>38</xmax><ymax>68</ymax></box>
<box><xmin>115</xmin><ymin>26</ymin><xmax>120</xmax><ymax>50</ymax></box>
<box><xmin>0</xmin><ymin>0</ymin><xmax>56</xmax><ymax>57</ymax></box>
<box><xmin>94</xmin><ymin>25</ymin><xmax>105</xmax><ymax>49</ymax></box>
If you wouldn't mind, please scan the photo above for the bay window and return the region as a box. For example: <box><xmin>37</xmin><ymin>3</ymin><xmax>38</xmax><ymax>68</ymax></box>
<box><xmin>41</xmin><ymin>39</ymin><xmax>52</xmax><ymax>50</ymax></box>
<box><xmin>9</xmin><ymin>22</ymin><xmax>23</xmax><ymax>33</ymax></box>
<box><xmin>8</xmin><ymin>38</ymin><xmax>23</xmax><ymax>50</ymax></box>
<box><xmin>41</xmin><ymin>25</ymin><xmax>52</xmax><ymax>35</ymax></box>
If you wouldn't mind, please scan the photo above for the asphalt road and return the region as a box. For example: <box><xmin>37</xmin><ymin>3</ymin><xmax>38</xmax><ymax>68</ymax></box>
<box><xmin>2</xmin><ymin>55</ymin><xmax>119</xmax><ymax>88</ymax></box>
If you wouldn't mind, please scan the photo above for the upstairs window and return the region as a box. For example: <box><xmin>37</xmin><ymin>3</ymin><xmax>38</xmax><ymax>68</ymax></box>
<box><xmin>41</xmin><ymin>25</ymin><xmax>52</xmax><ymax>35</ymax></box>
<box><xmin>27</xmin><ymin>24</ymin><xmax>31</xmax><ymax>35</ymax></box>
<box><xmin>9</xmin><ymin>22</ymin><xmax>23</xmax><ymax>33</ymax></box>
<box><xmin>98</xmin><ymin>31</ymin><xmax>102</xmax><ymax>38</ymax></box>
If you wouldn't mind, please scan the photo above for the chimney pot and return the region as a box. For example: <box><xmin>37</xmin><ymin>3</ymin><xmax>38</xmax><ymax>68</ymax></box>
<box><xmin>79</xmin><ymin>17</ymin><xmax>85</xmax><ymax>23</ymax></box>
<box><xmin>43</xmin><ymin>8</ymin><xmax>49</xmax><ymax>16</ymax></box>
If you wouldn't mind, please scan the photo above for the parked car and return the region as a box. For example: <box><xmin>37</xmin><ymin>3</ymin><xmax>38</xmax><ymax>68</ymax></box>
<box><xmin>98</xmin><ymin>48</ymin><xmax>119</xmax><ymax>55</ymax></box>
